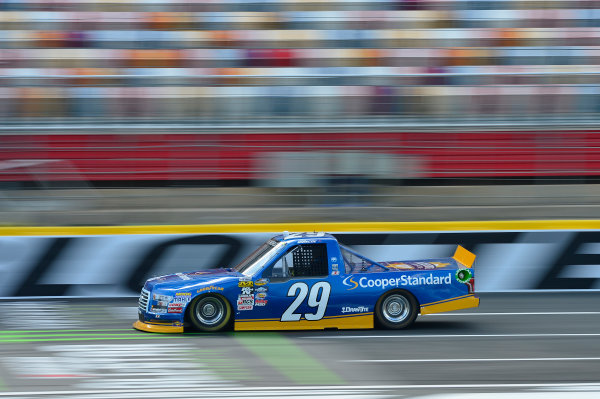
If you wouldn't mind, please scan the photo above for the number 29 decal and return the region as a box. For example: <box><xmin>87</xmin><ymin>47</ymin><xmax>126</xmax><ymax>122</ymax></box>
<box><xmin>281</xmin><ymin>281</ymin><xmax>331</xmax><ymax>322</ymax></box>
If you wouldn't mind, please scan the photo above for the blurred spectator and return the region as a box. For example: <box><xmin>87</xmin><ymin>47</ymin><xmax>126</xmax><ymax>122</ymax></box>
<box><xmin>0</xmin><ymin>0</ymin><xmax>599</xmax><ymax>122</ymax></box>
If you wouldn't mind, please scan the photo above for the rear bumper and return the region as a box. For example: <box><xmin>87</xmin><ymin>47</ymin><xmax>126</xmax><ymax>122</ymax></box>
<box><xmin>420</xmin><ymin>295</ymin><xmax>480</xmax><ymax>315</ymax></box>
<box><xmin>133</xmin><ymin>320</ymin><xmax>184</xmax><ymax>334</ymax></box>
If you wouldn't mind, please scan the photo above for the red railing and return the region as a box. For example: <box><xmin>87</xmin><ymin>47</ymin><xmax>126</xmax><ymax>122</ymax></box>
<box><xmin>2</xmin><ymin>130</ymin><xmax>600</xmax><ymax>181</ymax></box>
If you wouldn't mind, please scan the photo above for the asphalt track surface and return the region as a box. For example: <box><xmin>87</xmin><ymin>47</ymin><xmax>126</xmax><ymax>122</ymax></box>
<box><xmin>0</xmin><ymin>292</ymin><xmax>599</xmax><ymax>399</ymax></box>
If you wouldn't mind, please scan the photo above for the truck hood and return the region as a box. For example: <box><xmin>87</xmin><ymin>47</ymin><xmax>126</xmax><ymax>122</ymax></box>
<box><xmin>144</xmin><ymin>268</ymin><xmax>242</xmax><ymax>291</ymax></box>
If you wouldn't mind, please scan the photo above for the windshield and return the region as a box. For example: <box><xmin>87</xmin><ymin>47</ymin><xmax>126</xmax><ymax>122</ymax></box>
<box><xmin>234</xmin><ymin>239</ymin><xmax>285</xmax><ymax>277</ymax></box>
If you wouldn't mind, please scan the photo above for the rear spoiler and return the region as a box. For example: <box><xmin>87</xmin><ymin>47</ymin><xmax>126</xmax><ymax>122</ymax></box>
<box><xmin>453</xmin><ymin>246</ymin><xmax>475</xmax><ymax>268</ymax></box>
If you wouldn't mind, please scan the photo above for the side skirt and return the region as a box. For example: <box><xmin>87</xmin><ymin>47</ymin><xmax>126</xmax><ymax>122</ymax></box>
<box><xmin>420</xmin><ymin>295</ymin><xmax>480</xmax><ymax>315</ymax></box>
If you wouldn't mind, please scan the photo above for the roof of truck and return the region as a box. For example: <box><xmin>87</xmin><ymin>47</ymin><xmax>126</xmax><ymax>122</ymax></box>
<box><xmin>272</xmin><ymin>231</ymin><xmax>335</xmax><ymax>242</ymax></box>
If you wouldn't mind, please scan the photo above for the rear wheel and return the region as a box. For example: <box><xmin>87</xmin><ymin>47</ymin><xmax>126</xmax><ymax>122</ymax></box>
<box><xmin>188</xmin><ymin>294</ymin><xmax>232</xmax><ymax>332</ymax></box>
<box><xmin>375</xmin><ymin>290</ymin><xmax>418</xmax><ymax>329</ymax></box>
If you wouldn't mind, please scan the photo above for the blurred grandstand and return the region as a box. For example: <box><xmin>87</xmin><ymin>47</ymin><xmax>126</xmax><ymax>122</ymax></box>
<box><xmin>2</xmin><ymin>0</ymin><xmax>600</xmax><ymax>225</ymax></box>
<box><xmin>2</xmin><ymin>0</ymin><xmax>600</xmax><ymax>126</ymax></box>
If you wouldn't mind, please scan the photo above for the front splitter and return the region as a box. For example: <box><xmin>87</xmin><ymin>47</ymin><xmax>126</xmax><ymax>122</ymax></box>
<box><xmin>133</xmin><ymin>320</ymin><xmax>184</xmax><ymax>334</ymax></box>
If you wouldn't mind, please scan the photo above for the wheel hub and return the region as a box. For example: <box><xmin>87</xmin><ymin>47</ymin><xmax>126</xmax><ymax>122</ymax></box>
<box><xmin>202</xmin><ymin>303</ymin><xmax>216</xmax><ymax>317</ymax></box>
<box><xmin>387</xmin><ymin>301</ymin><xmax>402</xmax><ymax>315</ymax></box>
<box><xmin>195</xmin><ymin>298</ymin><xmax>225</xmax><ymax>326</ymax></box>
<box><xmin>382</xmin><ymin>294</ymin><xmax>410</xmax><ymax>323</ymax></box>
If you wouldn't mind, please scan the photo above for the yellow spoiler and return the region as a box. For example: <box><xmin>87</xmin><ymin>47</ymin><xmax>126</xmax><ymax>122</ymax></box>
<box><xmin>453</xmin><ymin>245</ymin><xmax>476</xmax><ymax>268</ymax></box>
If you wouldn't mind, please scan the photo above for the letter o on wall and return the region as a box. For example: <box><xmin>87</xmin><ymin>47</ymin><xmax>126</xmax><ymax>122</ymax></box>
<box><xmin>127</xmin><ymin>235</ymin><xmax>242</xmax><ymax>293</ymax></box>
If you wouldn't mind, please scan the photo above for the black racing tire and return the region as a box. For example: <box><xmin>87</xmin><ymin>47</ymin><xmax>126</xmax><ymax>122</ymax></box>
<box><xmin>374</xmin><ymin>290</ymin><xmax>418</xmax><ymax>329</ymax></box>
<box><xmin>188</xmin><ymin>294</ymin><xmax>232</xmax><ymax>332</ymax></box>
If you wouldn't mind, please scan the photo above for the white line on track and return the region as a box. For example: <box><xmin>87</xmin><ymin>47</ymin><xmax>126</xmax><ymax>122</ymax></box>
<box><xmin>301</xmin><ymin>333</ymin><xmax>600</xmax><ymax>339</ymax></box>
<box><xmin>342</xmin><ymin>357</ymin><xmax>600</xmax><ymax>363</ymax></box>
<box><xmin>2</xmin><ymin>384</ymin><xmax>600</xmax><ymax>397</ymax></box>
<box><xmin>423</xmin><ymin>312</ymin><xmax>600</xmax><ymax>316</ymax></box>
<box><xmin>0</xmin><ymin>390</ymin><xmax>388</xmax><ymax>399</ymax></box>
<box><xmin>44</xmin><ymin>396</ymin><xmax>349</xmax><ymax>399</ymax></box>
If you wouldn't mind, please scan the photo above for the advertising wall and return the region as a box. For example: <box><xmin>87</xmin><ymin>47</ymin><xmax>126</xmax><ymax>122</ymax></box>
<box><xmin>1</xmin><ymin>221</ymin><xmax>599</xmax><ymax>297</ymax></box>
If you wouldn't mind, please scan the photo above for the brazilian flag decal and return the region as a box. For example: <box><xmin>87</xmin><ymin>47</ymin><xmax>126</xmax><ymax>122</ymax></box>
<box><xmin>455</xmin><ymin>268</ymin><xmax>472</xmax><ymax>283</ymax></box>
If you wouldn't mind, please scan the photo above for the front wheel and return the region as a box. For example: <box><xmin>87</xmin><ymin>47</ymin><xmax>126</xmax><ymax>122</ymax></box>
<box><xmin>375</xmin><ymin>291</ymin><xmax>418</xmax><ymax>329</ymax></box>
<box><xmin>188</xmin><ymin>294</ymin><xmax>232</xmax><ymax>332</ymax></box>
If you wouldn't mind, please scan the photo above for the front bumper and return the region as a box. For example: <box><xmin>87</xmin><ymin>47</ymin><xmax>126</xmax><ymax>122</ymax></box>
<box><xmin>133</xmin><ymin>320</ymin><xmax>184</xmax><ymax>334</ymax></box>
<box><xmin>136</xmin><ymin>287</ymin><xmax>186</xmax><ymax>333</ymax></box>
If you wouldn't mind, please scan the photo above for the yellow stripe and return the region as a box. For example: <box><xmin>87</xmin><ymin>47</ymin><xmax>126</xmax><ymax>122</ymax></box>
<box><xmin>236</xmin><ymin>317</ymin><xmax>281</xmax><ymax>322</ymax></box>
<box><xmin>234</xmin><ymin>314</ymin><xmax>373</xmax><ymax>331</ymax></box>
<box><xmin>236</xmin><ymin>312</ymin><xmax>373</xmax><ymax>324</ymax></box>
<box><xmin>421</xmin><ymin>294</ymin><xmax>471</xmax><ymax>307</ymax></box>
<box><xmin>322</xmin><ymin>312</ymin><xmax>372</xmax><ymax>320</ymax></box>
<box><xmin>3</xmin><ymin>220</ymin><xmax>600</xmax><ymax>236</ymax></box>
<box><xmin>132</xmin><ymin>320</ymin><xmax>183</xmax><ymax>334</ymax></box>
<box><xmin>420</xmin><ymin>295</ymin><xmax>480</xmax><ymax>315</ymax></box>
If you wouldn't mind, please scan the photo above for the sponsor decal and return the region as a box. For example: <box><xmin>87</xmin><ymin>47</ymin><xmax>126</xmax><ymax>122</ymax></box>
<box><xmin>237</xmin><ymin>295</ymin><xmax>254</xmax><ymax>307</ymax></box>
<box><xmin>298</xmin><ymin>239</ymin><xmax>317</xmax><ymax>244</ymax></box>
<box><xmin>175</xmin><ymin>292</ymin><xmax>191</xmax><ymax>296</ymax></box>
<box><xmin>331</xmin><ymin>263</ymin><xmax>340</xmax><ymax>276</ymax></box>
<box><xmin>255</xmin><ymin>299</ymin><xmax>267</xmax><ymax>306</ymax></box>
<box><xmin>176</xmin><ymin>273</ymin><xmax>191</xmax><ymax>280</ymax></box>
<box><xmin>256</xmin><ymin>292</ymin><xmax>267</xmax><ymax>299</ymax></box>
<box><xmin>167</xmin><ymin>303</ymin><xmax>184</xmax><ymax>313</ymax></box>
<box><xmin>455</xmin><ymin>268</ymin><xmax>473</xmax><ymax>283</ymax></box>
<box><xmin>343</xmin><ymin>273</ymin><xmax>452</xmax><ymax>290</ymax></box>
<box><xmin>255</xmin><ymin>278</ymin><xmax>269</xmax><ymax>286</ymax></box>
<box><xmin>331</xmin><ymin>257</ymin><xmax>338</xmax><ymax>262</ymax></box>
<box><xmin>238</xmin><ymin>304</ymin><xmax>253</xmax><ymax>311</ymax></box>
<box><xmin>171</xmin><ymin>296</ymin><xmax>191</xmax><ymax>304</ymax></box>
<box><xmin>240</xmin><ymin>287</ymin><xmax>254</xmax><ymax>295</ymax></box>
<box><xmin>342</xmin><ymin>276</ymin><xmax>359</xmax><ymax>290</ymax></box>
<box><xmin>341</xmin><ymin>306</ymin><xmax>369</xmax><ymax>314</ymax></box>
<box><xmin>150</xmin><ymin>305</ymin><xmax>166</xmax><ymax>314</ymax></box>
<box><xmin>197</xmin><ymin>285</ymin><xmax>225</xmax><ymax>293</ymax></box>
<box><xmin>383</xmin><ymin>261</ymin><xmax>450</xmax><ymax>270</ymax></box>
<box><xmin>256</xmin><ymin>287</ymin><xmax>268</xmax><ymax>293</ymax></box>
<box><xmin>238</xmin><ymin>280</ymin><xmax>254</xmax><ymax>288</ymax></box>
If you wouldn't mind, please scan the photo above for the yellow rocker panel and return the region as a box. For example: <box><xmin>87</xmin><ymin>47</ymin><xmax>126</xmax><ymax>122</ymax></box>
<box><xmin>420</xmin><ymin>295</ymin><xmax>480</xmax><ymax>315</ymax></box>
<box><xmin>234</xmin><ymin>313</ymin><xmax>373</xmax><ymax>331</ymax></box>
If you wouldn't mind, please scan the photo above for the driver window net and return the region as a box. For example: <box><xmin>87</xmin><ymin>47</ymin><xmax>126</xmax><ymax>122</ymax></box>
<box><xmin>292</xmin><ymin>244</ymin><xmax>328</xmax><ymax>277</ymax></box>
